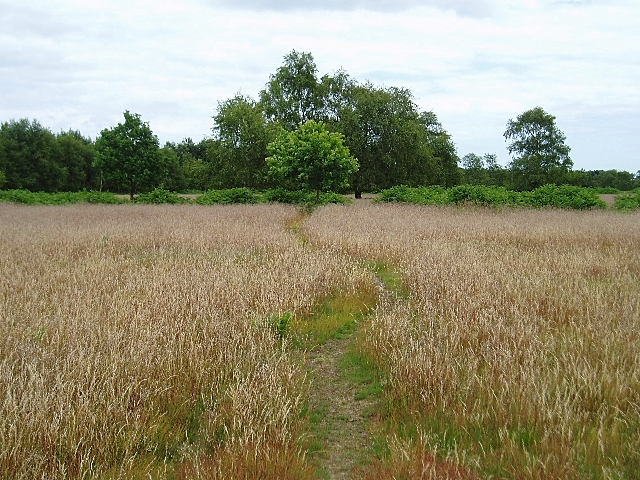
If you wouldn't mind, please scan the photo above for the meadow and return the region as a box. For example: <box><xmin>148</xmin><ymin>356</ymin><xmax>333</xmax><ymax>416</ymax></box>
<box><xmin>1</xmin><ymin>202</ymin><xmax>639</xmax><ymax>479</ymax></box>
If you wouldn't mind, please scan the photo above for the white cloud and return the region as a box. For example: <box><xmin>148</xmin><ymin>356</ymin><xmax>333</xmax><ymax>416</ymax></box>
<box><xmin>205</xmin><ymin>0</ymin><xmax>492</xmax><ymax>17</ymax></box>
<box><xmin>0</xmin><ymin>0</ymin><xmax>638</xmax><ymax>171</ymax></box>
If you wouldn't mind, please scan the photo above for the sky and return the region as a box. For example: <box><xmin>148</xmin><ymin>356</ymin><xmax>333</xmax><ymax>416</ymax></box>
<box><xmin>1</xmin><ymin>0</ymin><xmax>638</xmax><ymax>172</ymax></box>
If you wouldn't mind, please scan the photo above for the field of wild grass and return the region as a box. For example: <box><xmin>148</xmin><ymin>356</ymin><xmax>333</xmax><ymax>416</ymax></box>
<box><xmin>1</xmin><ymin>202</ymin><xmax>639</xmax><ymax>479</ymax></box>
<box><xmin>0</xmin><ymin>203</ymin><xmax>373</xmax><ymax>479</ymax></box>
<box><xmin>304</xmin><ymin>204</ymin><xmax>640</xmax><ymax>479</ymax></box>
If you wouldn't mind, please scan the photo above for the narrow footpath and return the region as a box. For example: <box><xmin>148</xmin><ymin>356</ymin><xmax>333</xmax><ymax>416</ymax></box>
<box><xmin>304</xmin><ymin>278</ymin><xmax>397</xmax><ymax>479</ymax></box>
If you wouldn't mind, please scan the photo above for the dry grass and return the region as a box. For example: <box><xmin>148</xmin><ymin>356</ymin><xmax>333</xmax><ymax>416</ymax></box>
<box><xmin>303</xmin><ymin>204</ymin><xmax>640</xmax><ymax>479</ymax></box>
<box><xmin>0</xmin><ymin>203</ymin><xmax>373</xmax><ymax>479</ymax></box>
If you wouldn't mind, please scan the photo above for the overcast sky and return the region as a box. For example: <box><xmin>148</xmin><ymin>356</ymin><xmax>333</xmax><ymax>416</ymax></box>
<box><xmin>1</xmin><ymin>0</ymin><xmax>638</xmax><ymax>172</ymax></box>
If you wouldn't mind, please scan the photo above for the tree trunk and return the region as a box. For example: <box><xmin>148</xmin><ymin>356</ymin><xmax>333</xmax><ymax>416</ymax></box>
<box><xmin>315</xmin><ymin>188</ymin><xmax>320</xmax><ymax>204</ymax></box>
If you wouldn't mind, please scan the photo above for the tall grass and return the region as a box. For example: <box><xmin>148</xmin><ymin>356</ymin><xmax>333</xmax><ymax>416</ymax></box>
<box><xmin>0</xmin><ymin>204</ymin><xmax>373</xmax><ymax>479</ymax></box>
<box><xmin>303</xmin><ymin>204</ymin><xmax>640</xmax><ymax>479</ymax></box>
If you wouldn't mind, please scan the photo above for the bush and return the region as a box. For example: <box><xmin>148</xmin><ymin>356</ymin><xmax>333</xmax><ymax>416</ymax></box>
<box><xmin>614</xmin><ymin>191</ymin><xmax>640</xmax><ymax>211</ymax></box>
<box><xmin>135</xmin><ymin>187</ymin><xmax>188</xmax><ymax>204</ymax></box>
<box><xmin>377</xmin><ymin>185</ymin><xmax>448</xmax><ymax>205</ymax></box>
<box><xmin>524</xmin><ymin>185</ymin><xmax>606</xmax><ymax>210</ymax></box>
<box><xmin>0</xmin><ymin>190</ymin><xmax>127</xmax><ymax>205</ymax></box>
<box><xmin>376</xmin><ymin>185</ymin><xmax>608</xmax><ymax>210</ymax></box>
<box><xmin>262</xmin><ymin>188</ymin><xmax>348</xmax><ymax>206</ymax></box>
<box><xmin>195</xmin><ymin>188</ymin><xmax>258</xmax><ymax>205</ymax></box>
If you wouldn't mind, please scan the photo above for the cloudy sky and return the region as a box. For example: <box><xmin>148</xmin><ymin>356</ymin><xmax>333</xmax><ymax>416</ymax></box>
<box><xmin>1</xmin><ymin>0</ymin><xmax>638</xmax><ymax>172</ymax></box>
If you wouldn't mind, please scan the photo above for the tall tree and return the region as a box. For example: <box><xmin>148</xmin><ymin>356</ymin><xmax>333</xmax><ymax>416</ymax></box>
<box><xmin>260</xmin><ymin>51</ymin><xmax>326</xmax><ymax>131</ymax></box>
<box><xmin>504</xmin><ymin>107</ymin><xmax>572</xmax><ymax>190</ymax></box>
<box><xmin>212</xmin><ymin>94</ymin><xmax>277</xmax><ymax>188</ymax></box>
<box><xmin>338</xmin><ymin>86</ymin><xmax>450</xmax><ymax>197</ymax></box>
<box><xmin>0</xmin><ymin>118</ymin><xmax>66</xmax><ymax>191</ymax></box>
<box><xmin>95</xmin><ymin>111</ymin><xmax>165</xmax><ymax>200</ymax></box>
<box><xmin>266</xmin><ymin>120</ymin><xmax>358</xmax><ymax>203</ymax></box>
<box><xmin>55</xmin><ymin>130</ymin><xmax>98</xmax><ymax>191</ymax></box>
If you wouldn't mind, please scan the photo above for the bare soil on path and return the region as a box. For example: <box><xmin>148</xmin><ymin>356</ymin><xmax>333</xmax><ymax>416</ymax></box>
<box><xmin>305</xmin><ymin>337</ymin><xmax>376</xmax><ymax>479</ymax></box>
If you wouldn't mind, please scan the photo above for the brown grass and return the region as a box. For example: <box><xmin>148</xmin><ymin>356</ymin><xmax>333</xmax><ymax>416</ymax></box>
<box><xmin>3</xmin><ymin>202</ymin><xmax>639</xmax><ymax>479</ymax></box>
<box><xmin>303</xmin><ymin>204</ymin><xmax>640</xmax><ymax>479</ymax></box>
<box><xmin>0</xmin><ymin>203</ymin><xmax>372</xmax><ymax>479</ymax></box>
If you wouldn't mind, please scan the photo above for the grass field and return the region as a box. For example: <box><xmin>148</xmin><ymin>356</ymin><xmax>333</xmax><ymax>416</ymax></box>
<box><xmin>1</xmin><ymin>203</ymin><xmax>639</xmax><ymax>479</ymax></box>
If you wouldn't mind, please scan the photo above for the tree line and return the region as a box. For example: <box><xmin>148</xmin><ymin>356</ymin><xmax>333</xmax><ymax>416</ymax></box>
<box><xmin>1</xmin><ymin>51</ymin><xmax>638</xmax><ymax>197</ymax></box>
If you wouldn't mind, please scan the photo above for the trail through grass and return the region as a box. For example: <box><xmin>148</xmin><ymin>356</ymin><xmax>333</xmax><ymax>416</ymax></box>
<box><xmin>287</xmin><ymin>210</ymin><xmax>404</xmax><ymax>478</ymax></box>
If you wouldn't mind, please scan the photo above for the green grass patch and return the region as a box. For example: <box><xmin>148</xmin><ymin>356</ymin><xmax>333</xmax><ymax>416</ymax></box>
<box><xmin>364</xmin><ymin>261</ymin><xmax>408</xmax><ymax>299</ymax></box>
<box><xmin>291</xmin><ymin>291</ymin><xmax>377</xmax><ymax>348</ymax></box>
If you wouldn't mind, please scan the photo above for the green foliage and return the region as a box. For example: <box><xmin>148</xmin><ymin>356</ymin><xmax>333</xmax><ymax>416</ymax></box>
<box><xmin>262</xmin><ymin>188</ymin><xmax>348</xmax><ymax>206</ymax></box>
<box><xmin>614</xmin><ymin>191</ymin><xmax>640</xmax><ymax>211</ymax></box>
<box><xmin>95</xmin><ymin>111</ymin><xmax>165</xmax><ymax>200</ymax></box>
<box><xmin>522</xmin><ymin>184</ymin><xmax>606</xmax><ymax>209</ymax></box>
<box><xmin>505</xmin><ymin>107</ymin><xmax>573</xmax><ymax>190</ymax></box>
<box><xmin>269</xmin><ymin>312</ymin><xmax>293</xmax><ymax>341</ymax></box>
<box><xmin>0</xmin><ymin>189</ymin><xmax>126</xmax><ymax>205</ymax></box>
<box><xmin>0</xmin><ymin>118</ymin><xmax>68</xmax><ymax>192</ymax></box>
<box><xmin>260</xmin><ymin>50</ymin><xmax>326</xmax><ymax>131</ymax></box>
<box><xmin>135</xmin><ymin>187</ymin><xmax>188</xmax><ymax>204</ymax></box>
<box><xmin>0</xmin><ymin>170</ymin><xmax>5</xmax><ymax>188</ymax></box>
<box><xmin>267</xmin><ymin>120</ymin><xmax>358</xmax><ymax>203</ymax></box>
<box><xmin>195</xmin><ymin>188</ymin><xmax>258</xmax><ymax>205</ymax></box>
<box><xmin>377</xmin><ymin>185</ymin><xmax>607</xmax><ymax>210</ymax></box>
<box><xmin>211</xmin><ymin>95</ymin><xmax>277</xmax><ymax>189</ymax></box>
<box><xmin>377</xmin><ymin>185</ymin><xmax>449</xmax><ymax>205</ymax></box>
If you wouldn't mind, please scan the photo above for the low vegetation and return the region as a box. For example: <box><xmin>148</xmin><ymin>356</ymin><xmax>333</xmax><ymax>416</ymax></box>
<box><xmin>0</xmin><ymin>204</ymin><xmax>374</xmax><ymax>479</ymax></box>
<box><xmin>2</xmin><ymin>202</ymin><xmax>638</xmax><ymax>479</ymax></box>
<box><xmin>377</xmin><ymin>184</ymin><xmax>609</xmax><ymax>209</ymax></box>
<box><xmin>303</xmin><ymin>205</ymin><xmax>640</xmax><ymax>479</ymax></box>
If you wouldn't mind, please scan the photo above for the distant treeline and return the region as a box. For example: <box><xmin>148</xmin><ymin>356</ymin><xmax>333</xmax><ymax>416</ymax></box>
<box><xmin>1</xmin><ymin>51</ymin><xmax>638</xmax><ymax>196</ymax></box>
<box><xmin>1</xmin><ymin>117</ymin><xmax>637</xmax><ymax>196</ymax></box>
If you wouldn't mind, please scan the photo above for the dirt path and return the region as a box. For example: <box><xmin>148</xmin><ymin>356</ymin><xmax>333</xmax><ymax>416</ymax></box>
<box><xmin>306</xmin><ymin>337</ymin><xmax>375</xmax><ymax>479</ymax></box>
<box><xmin>305</xmin><ymin>278</ymin><xmax>396</xmax><ymax>479</ymax></box>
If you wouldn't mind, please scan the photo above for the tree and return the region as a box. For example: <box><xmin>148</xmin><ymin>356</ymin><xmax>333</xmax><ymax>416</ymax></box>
<box><xmin>461</xmin><ymin>153</ymin><xmax>486</xmax><ymax>185</ymax></box>
<box><xmin>504</xmin><ymin>107</ymin><xmax>572</xmax><ymax>190</ymax></box>
<box><xmin>266</xmin><ymin>120</ymin><xmax>358</xmax><ymax>203</ymax></box>
<box><xmin>55</xmin><ymin>130</ymin><xmax>99</xmax><ymax>191</ymax></box>
<box><xmin>0</xmin><ymin>118</ymin><xmax>66</xmax><ymax>191</ymax></box>
<box><xmin>95</xmin><ymin>111</ymin><xmax>165</xmax><ymax>200</ymax></box>
<box><xmin>337</xmin><ymin>85</ymin><xmax>443</xmax><ymax>197</ymax></box>
<box><xmin>260</xmin><ymin>51</ymin><xmax>326</xmax><ymax>131</ymax></box>
<box><xmin>212</xmin><ymin>94</ymin><xmax>278</xmax><ymax>188</ymax></box>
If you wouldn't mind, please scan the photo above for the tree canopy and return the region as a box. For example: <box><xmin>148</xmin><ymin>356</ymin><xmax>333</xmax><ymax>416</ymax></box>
<box><xmin>95</xmin><ymin>111</ymin><xmax>165</xmax><ymax>200</ymax></box>
<box><xmin>504</xmin><ymin>107</ymin><xmax>572</xmax><ymax>190</ymax></box>
<box><xmin>266</xmin><ymin>120</ymin><xmax>358</xmax><ymax>203</ymax></box>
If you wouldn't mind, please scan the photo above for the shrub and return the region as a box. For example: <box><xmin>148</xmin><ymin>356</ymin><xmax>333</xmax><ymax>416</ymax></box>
<box><xmin>614</xmin><ymin>191</ymin><xmax>640</xmax><ymax>211</ymax></box>
<box><xmin>196</xmin><ymin>188</ymin><xmax>258</xmax><ymax>205</ymax></box>
<box><xmin>135</xmin><ymin>187</ymin><xmax>188</xmax><ymax>204</ymax></box>
<box><xmin>0</xmin><ymin>189</ymin><xmax>127</xmax><ymax>205</ymax></box>
<box><xmin>524</xmin><ymin>185</ymin><xmax>606</xmax><ymax>210</ymax></box>
<box><xmin>262</xmin><ymin>188</ymin><xmax>348</xmax><ymax>206</ymax></box>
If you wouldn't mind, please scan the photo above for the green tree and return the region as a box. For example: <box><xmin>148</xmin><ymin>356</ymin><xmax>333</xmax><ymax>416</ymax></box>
<box><xmin>266</xmin><ymin>120</ymin><xmax>358</xmax><ymax>203</ymax></box>
<box><xmin>420</xmin><ymin>111</ymin><xmax>460</xmax><ymax>187</ymax></box>
<box><xmin>55</xmin><ymin>130</ymin><xmax>98</xmax><ymax>191</ymax></box>
<box><xmin>0</xmin><ymin>118</ymin><xmax>66</xmax><ymax>191</ymax></box>
<box><xmin>260</xmin><ymin>51</ymin><xmax>326</xmax><ymax>131</ymax></box>
<box><xmin>0</xmin><ymin>170</ymin><xmax>6</xmax><ymax>189</ymax></box>
<box><xmin>212</xmin><ymin>94</ymin><xmax>278</xmax><ymax>188</ymax></box>
<box><xmin>461</xmin><ymin>153</ymin><xmax>487</xmax><ymax>185</ymax></box>
<box><xmin>504</xmin><ymin>107</ymin><xmax>572</xmax><ymax>190</ymax></box>
<box><xmin>338</xmin><ymin>85</ymin><xmax>443</xmax><ymax>197</ymax></box>
<box><xmin>95</xmin><ymin>111</ymin><xmax>165</xmax><ymax>200</ymax></box>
